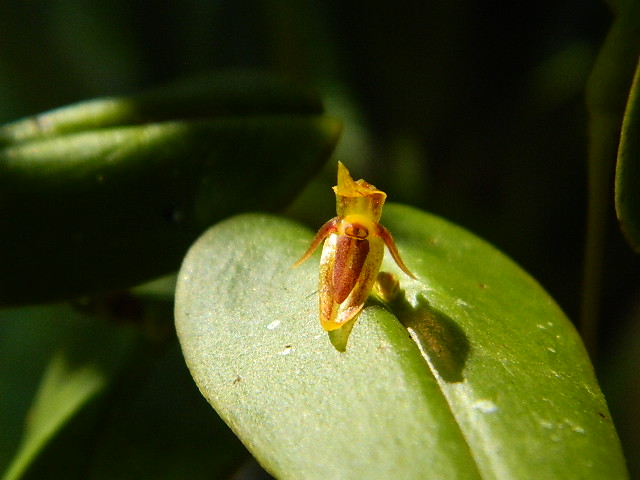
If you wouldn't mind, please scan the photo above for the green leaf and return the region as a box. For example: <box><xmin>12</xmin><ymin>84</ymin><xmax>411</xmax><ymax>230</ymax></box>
<box><xmin>1</xmin><ymin>294</ymin><xmax>247</xmax><ymax>479</ymax></box>
<box><xmin>0</xmin><ymin>71</ymin><xmax>324</xmax><ymax>146</ymax></box>
<box><xmin>582</xmin><ymin>0</ymin><xmax>640</xmax><ymax>350</ymax></box>
<box><xmin>1</xmin><ymin>305</ymin><xmax>137</xmax><ymax>480</ymax></box>
<box><xmin>0</xmin><ymin>306</ymin><xmax>78</xmax><ymax>473</ymax></box>
<box><xmin>0</xmin><ymin>72</ymin><xmax>341</xmax><ymax>305</ymax></box>
<box><xmin>175</xmin><ymin>206</ymin><xmax>628</xmax><ymax>479</ymax></box>
<box><xmin>87</xmin><ymin>343</ymin><xmax>249</xmax><ymax>480</ymax></box>
<box><xmin>616</xmin><ymin>56</ymin><xmax>640</xmax><ymax>252</ymax></box>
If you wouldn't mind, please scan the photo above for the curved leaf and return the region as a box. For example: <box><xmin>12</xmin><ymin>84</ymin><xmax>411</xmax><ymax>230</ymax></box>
<box><xmin>583</xmin><ymin>0</ymin><xmax>640</xmax><ymax>350</ymax></box>
<box><xmin>0</xmin><ymin>81</ymin><xmax>341</xmax><ymax>305</ymax></box>
<box><xmin>87</xmin><ymin>343</ymin><xmax>249</xmax><ymax>480</ymax></box>
<box><xmin>0</xmin><ymin>293</ymin><xmax>247</xmax><ymax>479</ymax></box>
<box><xmin>175</xmin><ymin>206</ymin><xmax>627</xmax><ymax>479</ymax></box>
<box><xmin>0</xmin><ymin>71</ymin><xmax>324</xmax><ymax>146</ymax></box>
<box><xmin>0</xmin><ymin>305</ymin><xmax>137</xmax><ymax>480</ymax></box>
<box><xmin>616</xmin><ymin>55</ymin><xmax>640</xmax><ymax>252</ymax></box>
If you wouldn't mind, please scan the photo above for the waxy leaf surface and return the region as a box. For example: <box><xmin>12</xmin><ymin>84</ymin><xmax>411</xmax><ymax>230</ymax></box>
<box><xmin>175</xmin><ymin>206</ymin><xmax>627</xmax><ymax>480</ymax></box>
<box><xmin>0</xmin><ymin>72</ymin><xmax>340</xmax><ymax>304</ymax></box>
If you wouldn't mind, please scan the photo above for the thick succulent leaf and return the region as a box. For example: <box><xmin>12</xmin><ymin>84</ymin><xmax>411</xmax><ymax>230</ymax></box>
<box><xmin>0</xmin><ymin>100</ymin><xmax>340</xmax><ymax>304</ymax></box>
<box><xmin>175</xmin><ymin>206</ymin><xmax>627</xmax><ymax>480</ymax></box>
<box><xmin>616</xmin><ymin>56</ymin><xmax>640</xmax><ymax>252</ymax></box>
<box><xmin>0</xmin><ymin>71</ymin><xmax>323</xmax><ymax>146</ymax></box>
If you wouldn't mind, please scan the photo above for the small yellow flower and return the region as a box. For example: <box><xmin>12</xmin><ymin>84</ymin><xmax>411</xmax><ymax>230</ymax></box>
<box><xmin>293</xmin><ymin>162</ymin><xmax>416</xmax><ymax>331</ymax></box>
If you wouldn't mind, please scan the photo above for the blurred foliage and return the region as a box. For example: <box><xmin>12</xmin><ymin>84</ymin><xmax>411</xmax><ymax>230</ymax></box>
<box><xmin>0</xmin><ymin>73</ymin><xmax>340</xmax><ymax>304</ymax></box>
<box><xmin>0</xmin><ymin>0</ymin><xmax>638</xmax><ymax>478</ymax></box>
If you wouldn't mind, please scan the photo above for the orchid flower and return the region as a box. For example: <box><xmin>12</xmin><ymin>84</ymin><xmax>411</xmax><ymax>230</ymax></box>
<box><xmin>293</xmin><ymin>162</ymin><xmax>416</xmax><ymax>331</ymax></box>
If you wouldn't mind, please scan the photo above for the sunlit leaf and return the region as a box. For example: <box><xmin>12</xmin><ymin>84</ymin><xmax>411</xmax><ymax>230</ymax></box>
<box><xmin>175</xmin><ymin>206</ymin><xmax>627</xmax><ymax>479</ymax></box>
<box><xmin>0</xmin><ymin>71</ymin><xmax>324</xmax><ymax>146</ymax></box>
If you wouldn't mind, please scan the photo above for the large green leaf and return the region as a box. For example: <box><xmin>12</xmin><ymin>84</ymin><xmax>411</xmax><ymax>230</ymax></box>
<box><xmin>175</xmin><ymin>206</ymin><xmax>627</xmax><ymax>479</ymax></box>
<box><xmin>616</xmin><ymin>55</ymin><xmax>640</xmax><ymax>252</ymax></box>
<box><xmin>0</xmin><ymin>72</ymin><xmax>341</xmax><ymax>305</ymax></box>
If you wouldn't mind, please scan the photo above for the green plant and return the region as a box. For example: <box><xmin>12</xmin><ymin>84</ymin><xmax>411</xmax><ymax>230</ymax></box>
<box><xmin>1</xmin><ymin>1</ymin><xmax>638</xmax><ymax>479</ymax></box>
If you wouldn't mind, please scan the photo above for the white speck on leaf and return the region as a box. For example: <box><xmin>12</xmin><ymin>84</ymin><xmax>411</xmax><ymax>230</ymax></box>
<box><xmin>565</xmin><ymin>419</ymin><xmax>586</xmax><ymax>434</ymax></box>
<box><xmin>278</xmin><ymin>345</ymin><xmax>292</xmax><ymax>356</ymax></box>
<box><xmin>456</xmin><ymin>299</ymin><xmax>470</xmax><ymax>308</ymax></box>
<box><xmin>540</xmin><ymin>420</ymin><xmax>554</xmax><ymax>429</ymax></box>
<box><xmin>539</xmin><ymin>418</ymin><xmax>586</xmax><ymax>435</ymax></box>
<box><xmin>472</xmin><ymin>399</ymin><xmax>498</xmax><ymax>414</ymax></box>
<box><xmin>267</xmin><ymin>320</ymin><xmax>281</xmax><ymax>330</ymax></box>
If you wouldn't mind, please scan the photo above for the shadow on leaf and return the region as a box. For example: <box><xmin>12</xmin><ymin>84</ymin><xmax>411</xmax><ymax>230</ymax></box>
<box><xmin>389</xmin><ymin>291</ymin><xmax>470</xmax><ymax>383</ymax></box>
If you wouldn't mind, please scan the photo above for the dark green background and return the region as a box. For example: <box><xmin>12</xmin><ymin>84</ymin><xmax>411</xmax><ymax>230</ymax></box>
<box><xmin>1</xmin><ymin>1</ymin><xmax>637</xmax><ymax>478</ymax></box>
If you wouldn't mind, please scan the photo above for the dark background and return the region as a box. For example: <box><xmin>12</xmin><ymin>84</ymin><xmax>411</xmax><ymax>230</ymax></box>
<box><xmin>1</xmin><ymin>0</ymin><xmax>638</xmax><ymax>476</ymax></box>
